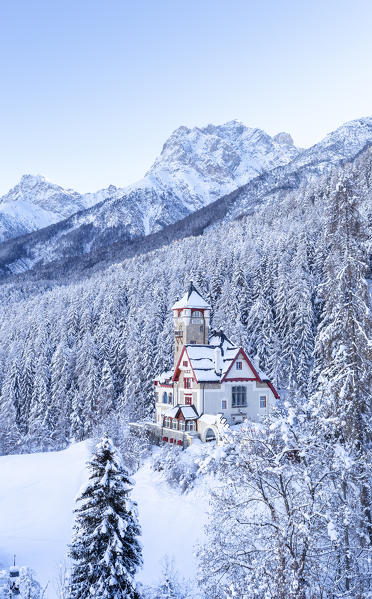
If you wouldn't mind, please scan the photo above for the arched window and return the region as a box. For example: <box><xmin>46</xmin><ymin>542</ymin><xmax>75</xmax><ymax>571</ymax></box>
<box><xmin>186</xmin><ymin>421</ymin><xmax>196</xmax><ymax>432</ymax></box>
<box><xmin>205</xmin><ymin>428</ymin><xmax>216</xmax><ymax>442</ymax></box>
<box><xmin>163</xmin><ymin>391</ymin><xmax>168</xmax><ymax>404</ymax></box>
<box><xmin>164</xmin><ymin>417</ymin><xmax>171</xmax><ymax>429</ymax></box>
<box><xmin>179</xmin><ymin>420</ymin><xmax>185</xmax><ymax>431</ymax></box>
<box><xmin>192</xmin><ymin>310</ymin><xmax>203</xmax><ymax>318</ymax></box>
<box><xmin>172</xmin><ymin>420</ymin><xmax>178</xmax><ymax>430</ymax></box>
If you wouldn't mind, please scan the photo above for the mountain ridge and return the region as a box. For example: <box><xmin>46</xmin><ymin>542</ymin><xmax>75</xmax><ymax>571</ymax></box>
<box><xmin>1</xmin><ymin>116</ymin><xmax>372</xmax><ymax>281</ymax></box>
<box><xmin>0</xmin><ymin>121</ymin><xmax>299</xmax><ymax>243</ymax></box>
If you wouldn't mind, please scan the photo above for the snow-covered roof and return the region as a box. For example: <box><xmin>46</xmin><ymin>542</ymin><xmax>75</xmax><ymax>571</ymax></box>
<box><xmin>172</xmin><ymin>282</ymin><xmax>211</xmax><ymax>310</ymax></box>
<box><xmin>154</xmin><ymin>369</ymin><xmax>174</xmax><ymax>384</ymax></box>
<box><xmin>164</xmin><ymin>405</ymin><xmax>199</xmax><ymax>420</ymax></box>
<box><xmin>181</xmin><ymin>330</ymin><xmax>242</xmax><ymax>383</ymax></box>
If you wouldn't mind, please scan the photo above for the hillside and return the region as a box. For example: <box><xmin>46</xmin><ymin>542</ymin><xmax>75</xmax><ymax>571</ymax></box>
<box><xmin>0</xmin><ymin>443</ymin><xmax>210</xmax><ymax>598</ymax></box>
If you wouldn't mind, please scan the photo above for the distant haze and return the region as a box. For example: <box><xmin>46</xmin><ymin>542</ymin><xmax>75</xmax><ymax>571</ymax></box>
<box><xmin>0</xmin><ymin>0</ymin><xmax>372</xmax><ymax>195</ymax></box>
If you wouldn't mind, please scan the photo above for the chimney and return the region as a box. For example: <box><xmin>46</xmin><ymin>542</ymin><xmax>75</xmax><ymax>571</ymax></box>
<box><xmin>214</xmin><ymin>347</ymin><xmax>222</xmax><ymax>375</ymax></box>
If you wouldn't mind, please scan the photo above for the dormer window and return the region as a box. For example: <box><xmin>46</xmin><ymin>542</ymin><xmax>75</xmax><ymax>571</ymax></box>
<box><xmin>236</xmin><ymin>361</ymin><xmax>242</xmax><ymax>371</ymax></box>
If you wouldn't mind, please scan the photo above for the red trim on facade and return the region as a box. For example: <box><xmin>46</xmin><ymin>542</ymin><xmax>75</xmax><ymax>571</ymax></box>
<box><xmin>221</xmin><ymin>348</ymin><xmax>261</xmax><ymax>383</ymax></box>
<box><xmin>223</xmin><ymin>377</ymin><xmax>257</xmax><ymax>382</ymax></box>
<box><xmin>154</xmin><ymin>381</ymin><xmax>173</xmax><ymax>388</ymax></box>
<box><xmin>172</xmin><ymin>347</ymin><xmax>197</xmax><ymax>383</ymax></box>
<box><xmin>265</xmin><ymin>380</ymin><xmax>280</xmax><ymax>399</ymax></box>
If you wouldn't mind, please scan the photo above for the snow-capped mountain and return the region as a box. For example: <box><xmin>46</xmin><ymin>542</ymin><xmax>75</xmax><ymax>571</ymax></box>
<box><xmin>228</xmin><ymin>115</ymin><xmax>372</xmax><ymax>220</ymax></box>
<box><xmin>0</xmin><ymin>174</ymin><xmax>100</xmax><ymax>243</ymax></box>
<box><xmin>145</xmin><ymin>121</ymin><xmax>300</xmax><ymax>209</ymax></box>
<box><xmin>0</xmin><ymin>122</ymin><xmax>299</xmax><ymax>243</ymax></box>
<box><xmin>1</xmin><ymin>116</ymin><xmax>372</xmax><ymax>279</ymax></box>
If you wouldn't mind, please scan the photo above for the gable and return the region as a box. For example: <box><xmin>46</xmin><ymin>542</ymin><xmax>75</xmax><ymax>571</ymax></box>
<box><xmin>222</xmin><ymin>350</ymin><xmax>259</xmax><ymax>381</ymax></box>
<box><xmin>172</xmin><ymin>347</ymin><xmax>197</xmax><ymax>383</ymax></box>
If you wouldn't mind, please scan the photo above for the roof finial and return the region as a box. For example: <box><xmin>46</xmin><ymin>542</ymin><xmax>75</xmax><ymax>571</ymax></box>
<box><xmin>187</xmin><ymin>280</ymin><xmax>195</xmax><ymax>299</ymax></box>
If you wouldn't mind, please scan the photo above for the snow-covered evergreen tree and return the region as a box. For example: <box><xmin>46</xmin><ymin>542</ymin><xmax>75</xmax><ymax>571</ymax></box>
<box><xmin>310</xmin><ymin>170</ymin><xmax>372</xmax><ymax>595</ymax></box>
<box><xmin>68</xmin><ymin>435</ymin><xmax>142</xmax><ymax>599</ymax></box>
<box><xmin>18</xmin><ymin>567</ymin><xmax>41</xmax><ymax>599</ymax></box>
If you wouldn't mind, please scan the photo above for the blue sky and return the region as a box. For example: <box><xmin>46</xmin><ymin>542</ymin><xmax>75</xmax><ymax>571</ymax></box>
<box><xmin>0</xmin><ymin>0</ymin><xmax>372</xmax><ymax>195</ymax></box>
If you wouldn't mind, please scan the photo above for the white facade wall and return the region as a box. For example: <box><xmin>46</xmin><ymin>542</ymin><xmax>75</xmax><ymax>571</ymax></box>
<box><xmin>202</xmin><ymin>381</ymin><xmax>276</xmax><ymax>424</ymax></box>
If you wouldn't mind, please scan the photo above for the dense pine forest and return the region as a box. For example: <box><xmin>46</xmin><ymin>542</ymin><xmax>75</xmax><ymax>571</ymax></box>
<box><xmin>1</xmin><ymin>148</ymin><xmax>372</xmax><ymax>454</ymax></box>
<box><xmin>1</xmin><ymin>143</ymin><xmax>372</xmax><ymax>599</ymax></box>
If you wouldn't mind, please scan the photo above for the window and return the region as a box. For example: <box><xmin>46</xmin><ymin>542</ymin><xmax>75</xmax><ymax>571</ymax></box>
<box><xmin>179</xmin><ymin>420</ymin><xmax>185</xmax><ymax>431</ymax></box>
<box><xmin>184</xmin><ymin>378</ymin><xmax>192</xmax><ymax>389</ymax></box>
<box><xmin>200</xmin><ymin>325</ymin><xmax>203</xmax><ymax>332</ymax></box>
<box><xmin>186</xmin><ymin>421</ymin><xmax>196</xmax><ymax>431</ymax></box>
<box><xmin>221</xmin><ymin>399</ymin><xmax>227</xmax><ymax>410</ymax></box>
<box><xmin>168</xmin><ymin>393</ymin><xmax>173</xmax><ymax>404</ymax></box>
<box><xmin>193</xmin><ymin>311</ymin><xmax>203</xmax><ymax>317</ymax></box>
<box><xmin>184</xmin><ymin>395</ymin><xmax>192</xmax><ymax>405</ymax></box>
<box><xmin>190</xmin><ymin>340</ymin><xmax>196</xmax><ymax>344</ymax></box>
<box><xmin>232</xmin><ymin>386</ymin><xmax>247</xmax><ymax>408</ymax></box>
<box><xmin>183</xmin><ymin>361</ymin><xmax>188</xmax><ymax>367</ymax></box>
<box><xmin>236</xmin><ymin>361</ymin><xmax>242</xmax><ymax>371</ymax></box>
<box><xmin>162</xmin><ymin>391</ymin><xmax>168</xmax><ymax>404</ymax></box>
<box><xmin>164</xmin><ymin>417</ymin><xmax>171</xmax><ymax>428</ymax></box>
<box><xmin>260</xmin><ymin>396</ymin><xmax>267</xmax><ymax>408</ymax></box>
<box><xmin>172</xmin><ymin>420</ymin><xmax>178</xmax><ymax>430</ymax></box>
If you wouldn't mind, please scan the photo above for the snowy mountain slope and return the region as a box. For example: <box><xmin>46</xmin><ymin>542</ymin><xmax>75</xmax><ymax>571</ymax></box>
<box><xmin>0</xmin><ymin>175</ymin><xmax>97</xmax><ymax>243</ymax></box>
<box><xmin>0</xmin><ymin>122</ymin><xmax>299</xmax><ymax>245</ymax></box>
<box><xmin>227</xmin><ymin>115</ymin><xmax>372</xmax><ymax>220</ymax></box>
<box><xmin>0</xmin><ymin>443</ymin><xmax>211</xmax><ymax>598</ymax></box>
<box><xmin>1</xmin><ymin>116</ymin><xmax>372</xmax><ymax>281</ymax></box>
<box><xmin>145</xmin><ymin>121</ymin><xmax>300</xmax><ymax>208</ymax></box>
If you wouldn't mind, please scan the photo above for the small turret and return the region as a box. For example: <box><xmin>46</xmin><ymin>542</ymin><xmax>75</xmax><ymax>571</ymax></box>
<box><xmin>172</xmin><ymin>282</ymin><xmax>211</xmax><ymax>366</ymax></box>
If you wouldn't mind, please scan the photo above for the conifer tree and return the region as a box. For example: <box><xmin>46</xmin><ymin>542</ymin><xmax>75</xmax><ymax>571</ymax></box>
<box><xmin>68</xmin><ymin>435</ymin><xmax>142</xmax><ymax>599</ymax></box>
<box><xmin>311</xmin><ymin>170</ymin><xmax>372</xmax><ymax>595</ymax></box>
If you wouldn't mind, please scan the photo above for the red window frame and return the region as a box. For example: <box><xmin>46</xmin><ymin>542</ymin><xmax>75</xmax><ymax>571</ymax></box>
<box><xmin>184</xmin><ymin>377</ymin><xmax>192</xmax><ymax>389</ymax></box>
<box><xmin>183</xmin><ymin>361</ymin><xmax>188</xmax><ymax>367</ymax></box>
<box><xmin>184</xmin><ymin>395</ymin><xmax>192</xmax><ymax>405</ymax></box>
<box><xmin>236</xmin><ymin>361</ymin><xmax>243</xmax><ymax>370</ymax></box>
<box><xmin>260</xmin><ymin>396</ymin><xmax>267</xmax><ymax>408</ymax></box>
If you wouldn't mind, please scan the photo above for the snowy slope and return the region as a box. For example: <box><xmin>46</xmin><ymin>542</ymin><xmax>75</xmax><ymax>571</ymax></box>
<box><xmin>0</xmin><ymin>442</ymin><xmax>91</xmax><ymax>596</ymax></box>
<box><xmin>0</xmin><ymin>443</ymin><xmax>210</xmax><ymax>597</ymax></box>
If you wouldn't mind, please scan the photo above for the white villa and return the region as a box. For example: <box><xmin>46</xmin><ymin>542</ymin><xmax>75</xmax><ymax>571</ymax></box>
<box><xmin>153</xmin><ymin>282</ymin><xmax>279</xmax><ymax>445</ymax></box>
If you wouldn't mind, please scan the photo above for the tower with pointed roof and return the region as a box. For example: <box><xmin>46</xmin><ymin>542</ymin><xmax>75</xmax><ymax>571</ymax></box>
<box><xmin>152</xmin><ymin>282</ymin><xmax>279</xmax><ymax>446</ymax></box>
<box><xmin>172</xmin><ymin>282</ymin><xmax>211</xmax><ymax>366</ymax></box>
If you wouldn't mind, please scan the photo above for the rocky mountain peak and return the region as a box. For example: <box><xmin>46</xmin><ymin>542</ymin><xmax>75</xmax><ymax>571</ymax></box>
<box><xmin>273</xmin><ymin>132</ymin><xmax>294</xmax><ymax>146</ymax></box>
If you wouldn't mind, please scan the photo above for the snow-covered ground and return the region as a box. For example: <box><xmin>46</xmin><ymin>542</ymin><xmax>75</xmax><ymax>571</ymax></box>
<box><xmin>0</xmin><ymin>442</ymin><xmax>91</xmax><ymax>596</ymax></box>
<box><xmin>0</xmin><ymin>442</ymin><xmax>210</xmax><ymax>597</ymax></box>
<box><xmin>132</xmin><ymin>457</ymin><xmax>209</xmax><ymax>587</ymax></box>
